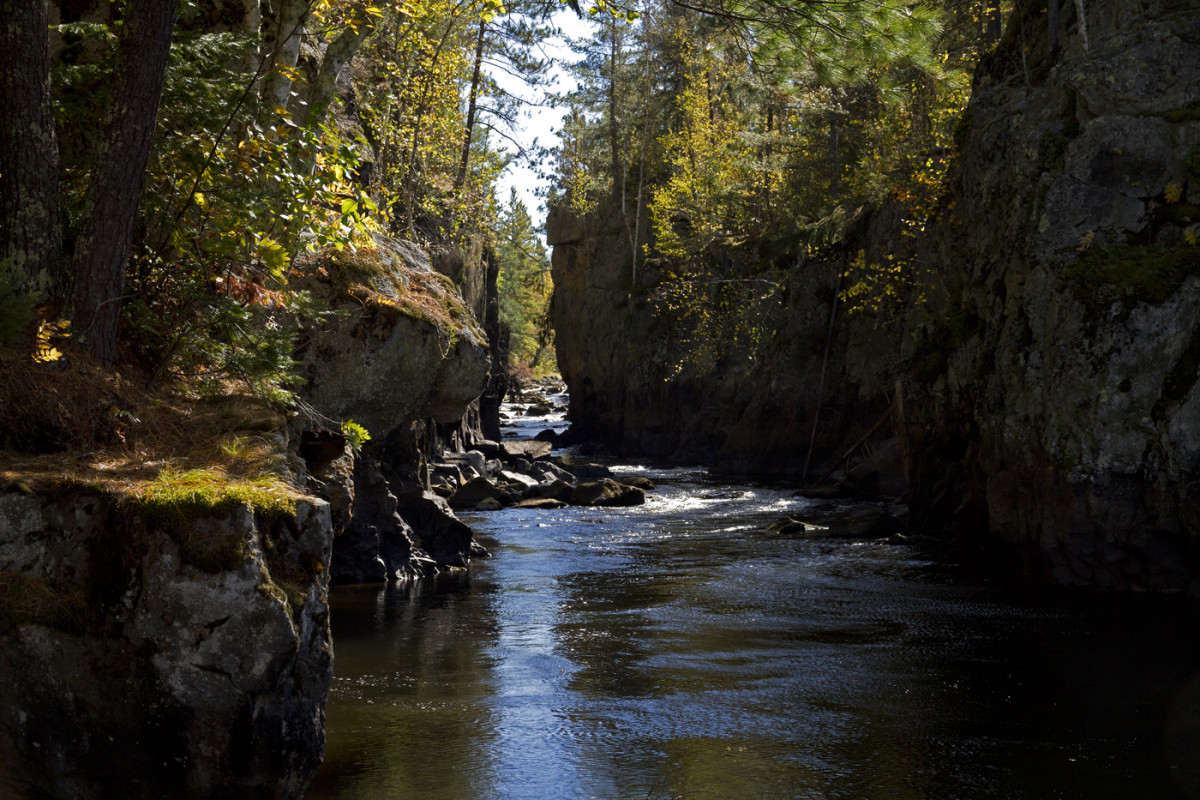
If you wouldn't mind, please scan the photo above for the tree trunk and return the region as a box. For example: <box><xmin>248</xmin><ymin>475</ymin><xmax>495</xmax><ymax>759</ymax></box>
<box><xmin>72</xmin><ymin>0</ymin><xmax>180</xmax><ymax>366</ymax></box>
<box><xmin>608</xmin><ymin>22</ymin><xmax>622</xmax><ymax>194</ymax></box>
<box><xmin>828</xmin><ymin>112</ymin><xmax>840</xmax><ymax>206</ymax></box>
<box><xmin>306</xmin><ymin>3</ymin><xmax>376</xmax><ymax>127</ymax></box>
<box><xmin>455</xmin><ymin>18</ymin><xmax>488</xmax><ymax>195</ymax></box>
<box><xmin>1048</xmin><ymin>0</ymin><xmax>1059</xmax><ymax>53</ymax></box>
<box><xmin>0</xmin><ymin>0</ymin><xmax>62</xmax><ymax>302</ymax></box>
<box><xmin>260</xmin><ymin>0</ymin><xmax>307</xmax><ymax>110</ymax></box>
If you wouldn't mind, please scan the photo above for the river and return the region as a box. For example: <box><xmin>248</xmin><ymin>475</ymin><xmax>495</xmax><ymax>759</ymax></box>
<box><xmin>307</xmin><ymin>403</ymin><xmax>1200</xmax><ymax>800</ymax></box>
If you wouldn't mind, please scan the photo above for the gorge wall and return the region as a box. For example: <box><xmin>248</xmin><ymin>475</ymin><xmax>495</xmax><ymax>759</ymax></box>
<box><xmin>0</xmin><ymin>492</ymin><xmax>334</xmax><ymax>799</ymax></box>
<box><xmin>549</xmin><ymin>0</ymin><xmax>1200</xmax><ymax>593</ymax></box>
<box><xmin>906</xmin><ymin>0</ymin><xmax>1200</xmax><ymax>590</ymax></box>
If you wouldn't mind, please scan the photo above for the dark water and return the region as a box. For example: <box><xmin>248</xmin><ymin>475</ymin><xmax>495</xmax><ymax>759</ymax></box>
<box><xmin>306</xmin><ymin>465</ymin><xmax>1200</xmax><ymax>800</ymax></box>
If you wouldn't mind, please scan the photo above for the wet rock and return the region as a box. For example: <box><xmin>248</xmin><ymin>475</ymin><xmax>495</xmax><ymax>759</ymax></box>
<box><xmin>765</xmin><ymin>517</ymin><xmax>828</xmax><ymax>536</ymax></box>
<box><xmin>557</xmin><ymin>461</ymin><xmax>612</xmax><ymax>479</ymax></box>
<box><xmin>569</xmin><ymin>479</ymin><xmax>646</xmax><ymax>507</ymax></box>
<box><xmin>515</xmin><ymin>497</ymin><xmax>568</xmax><ymax>510</ymax></box>
<box><xmin>501</xmin><ymin>440</ymin><xmax>553</xmax><ymax>460</ymax></box>
<box><xmin>475</xmin><ymin>498</ymin><xmax>504</xmax><ymax>511</ymax></box>
<box><xmin>619</xmin><ymin>475</ymin><xmax>656</xmax><ymax>491</ymax></box>
<box><xmin>816</xmin><ymin>505</ymin><xmax>902</xmax><ymax>539</ymax></box>
<box><xmin>527</xmin><ymin>479</ymin><xmax>575</xmax><ymax>503</ymax></box>
<box><xmin>331</xmin><ymin>457</ymin><xmax>436</xmax><ymax>584</ymax></box>
<box><xmin>447</xmin><ymin>477</ymin><xmax>513</xmax><ymax>511</ymax></box>
<box><xmin>529</xmin><ymin>460</ymin><xmax>576</xmax><ymax>484</ymax></box>
<box><xmin>394</xmin><ymin>488</ymin><xmax>485</xmax><ymax>566</ymax></box>
<box><xmin>795</xmin><ymin>485</ymin><xmax>844</xmax><ymax>499</ymax></box>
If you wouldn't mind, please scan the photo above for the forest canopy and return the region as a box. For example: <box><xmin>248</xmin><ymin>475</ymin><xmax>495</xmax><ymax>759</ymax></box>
<box><xmin>0</xmin><ymin>0</ymin><xmax>1007</xmax><ymax>447</ymax></box>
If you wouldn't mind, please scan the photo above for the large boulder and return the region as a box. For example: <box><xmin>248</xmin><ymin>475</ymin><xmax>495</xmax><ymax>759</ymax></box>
<box><xmin>296</xmin><ymin>235</ymin><xmax>490</xmax><ymax>437</ymax></box>
<box><xmin>569</xmin><ymin>479</ymin><xmax>646</xmax><ymax>508</ymax></box>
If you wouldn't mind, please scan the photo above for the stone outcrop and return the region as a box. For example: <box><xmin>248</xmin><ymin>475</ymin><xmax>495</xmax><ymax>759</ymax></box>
<box><xmin>0</xmin><ymin>491</ymin><xmax>334</xmax><ymax>799</ymax></box>
<box><xmin>292</xmin><ymin>234</ymin><xmax>502</xmax><ymax>584</ymax></box>
<box><xmin>903</xmin><ymin>0</ymin><xmax>1200</xmax><ymax>591</ymax></box>
<box><xmin>297</xmin><ymin>234</ymin><xmax>491</xmax><ymax>435</ymax></box>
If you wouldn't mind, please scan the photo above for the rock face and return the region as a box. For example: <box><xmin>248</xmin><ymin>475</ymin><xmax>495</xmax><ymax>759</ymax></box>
<box><xmin>0</xmin><ymin>491</ymin><xmax>334</xmax><ymax>798</ymax></box>
<box><xmin>548</xmin><ymin>197</ymin><xmax>902</xmax><ymax>485</ymax></box>
<box><xmin>293</xmin><ymin>234</ymin><xmax>502</xmax><ymax>584</ymax></box>
<box><xmin>548</xmin><ymin>0</ymin><xmax>1200</xmax><ymax>593</ymax></box>
<box><xmin>298</xmin><ymin>235</ymin><xmax>491</xmax><ymax>434</ymax></box>
<box><xmin>904</xmin><ymin>0</ymin><xmax>1200</xmax><ymax>591</ymax></box>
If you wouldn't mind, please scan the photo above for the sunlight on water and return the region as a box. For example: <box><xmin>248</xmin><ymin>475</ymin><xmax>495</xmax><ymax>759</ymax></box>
<box><xmin>309</xmin><ymin>465</ymin><xmax>1200</xmax><ymax>800</ymax></box>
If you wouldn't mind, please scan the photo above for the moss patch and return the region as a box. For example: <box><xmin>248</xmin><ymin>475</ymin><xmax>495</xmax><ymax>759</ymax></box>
<box><xmin>121</xmin><ymin>468</ymin><xmax>299</xmax><ymax>573</ymax></box>
<box><xmin>1065</xmin><ymin>245</ymin><xmax>1200</xmax><ymax>316</ymax></box>
<box><xmin>910</xmin><ymin>307</ymin><xmax>977</xmax><ymax>383</ymax></box>
<box><xmin>1164</xmin><ymin>102</ymin><xmax>1200</xmax><ymax>123</ymax></box>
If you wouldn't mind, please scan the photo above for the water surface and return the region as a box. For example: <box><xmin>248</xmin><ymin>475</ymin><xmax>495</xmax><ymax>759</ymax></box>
<box><xmin>307</xmin><ymin>466</ymin><xmax>1200</xmax><ymax>800</ymax></box>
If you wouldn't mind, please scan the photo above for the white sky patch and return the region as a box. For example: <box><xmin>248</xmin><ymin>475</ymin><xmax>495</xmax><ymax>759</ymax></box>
<box><xmin>489</xmin><ymin>9</ymin><xmax>595</xmax><ymax>229</ymax></box>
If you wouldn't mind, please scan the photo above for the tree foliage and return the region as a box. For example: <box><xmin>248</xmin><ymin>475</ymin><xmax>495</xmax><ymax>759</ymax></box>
<box><xmin>551</xmin><ymin>0</ymin><xmax>1004</xmax><ymax>364</ymax></box>
<box><xmin>1</xmin><ymin>0</ymin><xmax>558</xmax><ymax>417</ymax></box>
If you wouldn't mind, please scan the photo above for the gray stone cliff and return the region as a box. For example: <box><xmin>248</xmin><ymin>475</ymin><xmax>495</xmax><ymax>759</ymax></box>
<box><xmin>0</xmin><ymin>493</ymin><xmax>333</xmax><ymax>798</ymax></box>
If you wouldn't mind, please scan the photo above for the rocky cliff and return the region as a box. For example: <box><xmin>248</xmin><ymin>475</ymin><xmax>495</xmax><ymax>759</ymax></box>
<box><xmin>290</xmin><ymin>233</ymin><xmax>499</xmax><ymax>585</ymax></box>
<box><xmin>904</xmin><ymin>0</ymin><xmax>1200</xmax><ymax>590</ymax></box>
<box><xmin>549</xmin><ymin>0</ymin><xmax>1200</xmax><ymax>593</ymax></box>
<box><xmin>0</xmin><ymin>490</ymin><xmax>333</xmax><ymax>799</ymax></box>
<box><xmin>0</xmin><ymin>232</ymin><xmax>500</xmax><ymax>795</ymax></box>
<box><xmin>548</xmin><ymin>196</ymin><xmax>907</xmax><ymax>493</ymax></box>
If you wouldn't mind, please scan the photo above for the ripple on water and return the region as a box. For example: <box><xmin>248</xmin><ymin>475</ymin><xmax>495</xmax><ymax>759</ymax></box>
<box><xmin>313</xmin><ymin>465</ymin><xmax>1200</xmax><ymax>800</ymax></box>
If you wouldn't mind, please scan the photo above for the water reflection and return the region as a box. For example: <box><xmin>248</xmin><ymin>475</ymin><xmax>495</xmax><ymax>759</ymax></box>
<box><xmin>309</xmin><ymin>469</ymin><xmax>1200</xmax><ymax>800</ymax></box>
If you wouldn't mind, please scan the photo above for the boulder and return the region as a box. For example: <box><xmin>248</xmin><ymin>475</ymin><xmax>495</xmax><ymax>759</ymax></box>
<box><xmin>296</xmin><ymin>234</ymin><xmax>490</xmax><ymax>437</ymax></box>
<box><xmin>569</xmin><ymin>479</ymin><xmax>646</xmax><ymax>507</ymax></box>
<box><xmin>447</xmin><ymin>477</ymin><xmax>513</xmax><ymax>511</ymax></box>
<box><xmin>530</xmin><ymin>460</ymin><xmax>576</xmax><ymax>484</ymax></box>
<box><xmin>501</xmin><ymin>440</ymin><xmax>553</xmax><ymax>460</ymax></box>
<box><xmin>558</xmin><ymin>461</ymin><xmax>612</xmax><ymax>479</ymax></box>
<box><xmin>394</xmin><ymin>488</ymin><xmax>485</xmax><ymax>567</ymax></box>
<box><xmin>620</xmin><ymin>475</ymin><xmax>656</xmax><ymax>491</ymax></box>
<box><xmin>527</xmin><ymin>479</ymin><xmax>575</xmax><ymax>503</ymax></box>
<box><xmin>765</xmin><ymin>517</ymin><xmax>827</xmax><ymax>536</ymax></box>
<box><xmin>498</xmin><ymin>470</ymin><xmax>539</xmax><ymax>489</ymax></box>
<box><xmin>515</xmin><ymin>497</ymin><xmax>568</xmax><ymax>509</ymax></box>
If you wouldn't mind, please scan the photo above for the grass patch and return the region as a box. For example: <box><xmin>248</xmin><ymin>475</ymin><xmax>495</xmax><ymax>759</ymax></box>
<box><xmin>0</xmin><ymin>572</ymin><xmax>90</xmax><ymax>633</ymax></box>
<box><xmin>122</xmin><ymin>467</ymin><xmax>300</xmax><ymax>573</ymax></box>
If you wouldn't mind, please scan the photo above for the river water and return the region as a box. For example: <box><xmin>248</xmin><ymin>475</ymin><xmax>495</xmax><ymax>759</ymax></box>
<box><xmin>307</xmin><ymin>405</ymin><xmax>1200</xmax><ymax>800</ymax></box>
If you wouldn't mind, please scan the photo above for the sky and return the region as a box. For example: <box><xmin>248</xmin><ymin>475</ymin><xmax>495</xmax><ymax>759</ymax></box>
<box><xmin>490</xmin><ymin>9</ymin><xmax>597</xmax><ymax>231</ymax></box>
